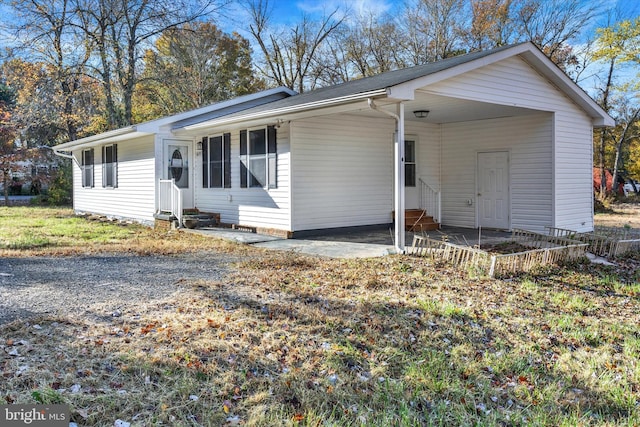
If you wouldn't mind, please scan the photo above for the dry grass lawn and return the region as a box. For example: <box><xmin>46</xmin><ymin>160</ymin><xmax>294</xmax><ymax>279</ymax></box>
<box><xmin>595</xmin><ymin>202</ymin><xmax>640</xmax><ymax>229</ymax></box>
<box><xmin>1</xmin><ymin>206</ymin><xmax>639</xmax><ymax>426</ymax></box>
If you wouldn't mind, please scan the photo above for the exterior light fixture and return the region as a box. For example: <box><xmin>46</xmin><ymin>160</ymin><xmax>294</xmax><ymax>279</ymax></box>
<box><xmin>413</xmin><ymin>110</ymin><xmax>430</xmax><ymax>119</ymax></box>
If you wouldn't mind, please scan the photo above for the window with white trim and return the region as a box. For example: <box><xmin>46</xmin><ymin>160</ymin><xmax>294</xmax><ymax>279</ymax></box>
<box><xmin>102</xmin><ymin>144</ymin><xmax>118</xmax><ymax>188</ymax></box>
<box><xmin>81</xmin><ymin>148</ymin><xmax>94</xmax><ymax>188</ymax></box>
<box><xmin>202</xmin><ymin>133</ymin><xmax>231</xmax><ymax>188</ymax></box>
<box><xmin>240</xmin><ymin>126</ymin><xmax>277</xmax><ymax>189</ymax></box>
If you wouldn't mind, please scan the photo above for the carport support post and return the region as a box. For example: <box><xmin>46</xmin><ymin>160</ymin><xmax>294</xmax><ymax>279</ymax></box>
<box><xmin>395</xmin><ymin>103</ymin><xmax>406</xmax><ymax>253</ymax></box>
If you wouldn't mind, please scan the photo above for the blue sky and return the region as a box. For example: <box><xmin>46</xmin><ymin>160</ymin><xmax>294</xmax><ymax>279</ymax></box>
<box><xmin>234</xmin><ymin>0</ymin><xmax>639</xmax><ymax>31</ymax></box>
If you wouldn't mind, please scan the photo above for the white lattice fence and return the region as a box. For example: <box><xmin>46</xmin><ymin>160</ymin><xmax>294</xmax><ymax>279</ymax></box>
<box><xmin>488</xmin><ymin>243</ymin><xmax>588</xmax><ymax>277</ymax></box>
<box><xmin>410</xmin><ymin>234</ymin><xmax>588</xmax><ymax>278</ymax></box>
<box><xmin>545</xmin><ymin>226</ymin><xmax>640</xmax><ymax>258</ymax></box>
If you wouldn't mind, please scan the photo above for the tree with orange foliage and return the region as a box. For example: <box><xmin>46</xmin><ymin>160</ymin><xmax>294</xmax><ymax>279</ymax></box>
<box><xmin>0</xmin><ymin>82</ymin><xmax>17</xmax><ymax>205</ymax></box>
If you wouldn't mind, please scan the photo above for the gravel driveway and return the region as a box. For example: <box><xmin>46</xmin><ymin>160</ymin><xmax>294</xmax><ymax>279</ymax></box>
<box><xmin>0</xmin><ymin>252</ymin><xmax>235</xmax><ymax>325</ymax></box>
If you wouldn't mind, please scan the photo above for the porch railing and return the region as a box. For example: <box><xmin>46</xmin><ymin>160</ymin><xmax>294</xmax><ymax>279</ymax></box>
<box><xmin>158</xmin><ymin>179</ymin><xmax>182</xmax><ymax>226</ymax></box>
<box><xmin>419</xmin><ymin>178</ymin><xmax>441</xmax><ymax>223</ymax></box>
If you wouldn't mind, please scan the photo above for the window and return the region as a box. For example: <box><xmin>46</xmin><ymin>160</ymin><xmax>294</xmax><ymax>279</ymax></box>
<box><xmin>102</xmin><ymin>144</ymin><xmax>118</xmax><ymax>188</ymax></box>
<box><xmin>405</xmin><ymin>139</ymin><xmax>416</xmax><ymax>187</ymax></box>
<box><xmin>81</xmin><ymin>148</ymin><xmax>94</xmax><ymax>188</ymax></box>
<box><xmin>240</xmin><ymin>126</ymin><xmax>277</xmax><ymax>189</ymax></box>
<box><xmin>202</xmin><ymin>133</ymin><xmax>231</xmax><ymax>188</ymax></box>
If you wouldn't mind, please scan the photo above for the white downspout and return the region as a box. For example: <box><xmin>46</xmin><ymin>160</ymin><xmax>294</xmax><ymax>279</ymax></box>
<box><xmin>52</xmin><ymin>147</ymin><xmax>80</xmax><ymax>167</ymax></box>
<box><xmin>368</xmin><ymin>98</ymin><xmax>405</xmax><ymax>253</ymax></box>
<box><xmin>52</xmin><ymin>149</ymin><xmax>73</xmax><ymax>159</ymax></box>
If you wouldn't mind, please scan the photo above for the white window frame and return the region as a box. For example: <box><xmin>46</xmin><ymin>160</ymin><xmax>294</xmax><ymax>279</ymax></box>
<box><xmin>202</xmin><ymin>133</ymin><xmax>231</xmax><ymax>189</ymax></box>
<box><xmin>240</xmin><ymin>126</ymin><xmax>277</xmax><ymax>189</ymax></box>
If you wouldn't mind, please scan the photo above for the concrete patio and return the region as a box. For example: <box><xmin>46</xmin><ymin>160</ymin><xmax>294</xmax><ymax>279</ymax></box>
<box><xmin>186</xmin><ymin>225</ymin><xmax>512</xmax><ymax>259</ymax></box>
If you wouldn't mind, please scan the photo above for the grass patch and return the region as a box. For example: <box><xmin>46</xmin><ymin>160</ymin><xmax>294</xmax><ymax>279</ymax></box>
<box><xmin>0</xmin><ymin>206</ymin><xmax>639</xmax><ymax>425</ymax></box>
<box><xmin>0</xmin><ymin>206</ymin><xmax>247</xmax><ymax>256</ymax></box>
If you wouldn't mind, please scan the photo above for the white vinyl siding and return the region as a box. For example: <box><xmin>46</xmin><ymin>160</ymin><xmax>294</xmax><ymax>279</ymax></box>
<box><xmin>194</xmin><ymin>124</ymin><xmax>291</xmax><ymax>231</ymax></box>
<box><xmin>441</xmin><ymin>114</ymin><xmax>552</xmax><ymax>232</ymax></box>
<box><xmin>72</xmin><ymin>135</ymin><xmax>156</xmax><ymax>224</ymax></box>
<box><xmin>291</xmin><ymin>114</ymin><xmax>394</xmax><ymax>231</ymax></box>
<box><xmin>428</xmin><ymin>55</ymin><xmax>594</xmax><ymax>232</ymax></box>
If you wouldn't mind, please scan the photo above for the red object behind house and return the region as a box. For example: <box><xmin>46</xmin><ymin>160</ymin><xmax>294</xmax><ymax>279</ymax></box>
<box><xmin>593</xmin><ymin>167</ymin><xmax>624</xmax><ymax>194</ymax></box>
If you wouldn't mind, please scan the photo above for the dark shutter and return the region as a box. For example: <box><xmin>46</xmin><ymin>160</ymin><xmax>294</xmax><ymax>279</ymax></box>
<box><xmin>267</xmin><ymin>126</ymin><xmax>277</xmax><ymax>189</ymax></box>
<box><xmin>112</xmin><ymin>144</ymin><xmax>118</xmax><ymax>188</ymax></box>
<box><xmin>268</xmin><ymin>126</ymin><xmax>277</xmax><ymax>154</ymax></box>
<box><xmin>240</xmin><ymin>130</ymin><xmax>247</xmax><ymax>188</ymax></box>
<box><xmin>101</xmin><ymin>146</ymin><xmax>106</xmax><ymax>187</ymax></box>
<box><xmin>202</xmin><ymin>137</ymin><xmax>209</xmax><ymax>188</ymax></box>
<box><xmin>89</xmin><ymin>149</ymin><xmax>94</xmax><ymax>188</ymax></box>
<box><xmin>223</xmin><ymin>133</ymin><xmax>231</xmax><ymax>188</ymax></box>
<box><xmin>211</xmin><ymin>136</ymin><xmax>223</xmax><ymax>188</ymax></box>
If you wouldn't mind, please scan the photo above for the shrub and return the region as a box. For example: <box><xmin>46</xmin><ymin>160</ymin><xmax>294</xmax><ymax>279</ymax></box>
<box><xmin>46</xmin><ymin>160</ymin><xmax>72</xmax><ymax>206</ymax></box>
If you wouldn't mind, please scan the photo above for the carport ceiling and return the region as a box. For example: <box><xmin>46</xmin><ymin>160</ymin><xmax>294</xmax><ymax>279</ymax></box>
<box><xmin>356</xmin><ymin>92</ymin><xmax>540</xmax><ymax>124</ymax></box>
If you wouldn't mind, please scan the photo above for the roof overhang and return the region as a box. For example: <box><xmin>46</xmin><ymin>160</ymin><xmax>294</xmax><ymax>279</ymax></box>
<box><xmin>386</xmin><ymin>42</ymin><xmax>614</xmax><ymax>127</ymax></box>
<box><xmin>53</xmin><ymin>126</ymin><xmax>153</xmax><ymax>156</ymax></box>
<box><xmin>52</xmin><ymin>86</ymin><xmax>299</xmax><ymax>156</ymax></box>
<box><xmin>178</xmin><ymin>89</ymin><xmax>388</xmax><ymax>134</ymax></box>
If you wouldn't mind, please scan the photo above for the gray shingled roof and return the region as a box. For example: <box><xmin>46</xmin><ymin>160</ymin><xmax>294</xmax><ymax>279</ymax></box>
<box><xmin>202</xmin><ymin>43</ymin><xmax>522</xmax><ymax>121</ymax></box>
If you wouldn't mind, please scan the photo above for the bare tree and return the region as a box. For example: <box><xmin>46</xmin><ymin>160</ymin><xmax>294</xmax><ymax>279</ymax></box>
<box><xmin>514</xmin><ymin>0</ymin><xmax>597</xmax><ymax>69</ymax></box>
<box><xmin>311</xmin><ymin>26</ymin><xmax>353</xmax><ymax>86</ymax></box>
<box><xmin>75</xmin><ymin>0</ymin><xmax>225</xmax><ymax>127</ymax></box>
<box><xmin>74</xmin><ymin>0</ymin><xmax>121</xmax><ymax>129</ymax></box>
<box><xmin>403</xmin><ymin>0</ymin><xmax>468</xmax><ymax>65</ymax></box>
<box><xmin>462</xmin><ymin>0</ymin><xmax>516</xmax><ymax>51</ymax></box>
<box><xmin>245</xmin><ymin>0</ymin><xmax>344</xmax><ymax>92</ymax></box>
<box><xmin>5</xmin><ymin>0</ymin><xmax>90</xmax><ymax>141</ymax></box>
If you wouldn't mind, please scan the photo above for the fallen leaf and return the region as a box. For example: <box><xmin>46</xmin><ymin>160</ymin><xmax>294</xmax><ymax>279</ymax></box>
<box><xmin>226</xmin><ymin>415</ymin><xmax>241</xmax><ymax>425</ymax></box>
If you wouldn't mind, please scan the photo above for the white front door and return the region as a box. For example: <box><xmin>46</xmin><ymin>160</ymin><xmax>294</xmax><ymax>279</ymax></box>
<box><xmin>477</xmin><ymin>151</ymin><xmax>510</xmax><ymax>229</ymax></box>
<box><xmin>164</xmin><ymin>140</ymin><xmax>194</xmax><ymax>208</ymax></box>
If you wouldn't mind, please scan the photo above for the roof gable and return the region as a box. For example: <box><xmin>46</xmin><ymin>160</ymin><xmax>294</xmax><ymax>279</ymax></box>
<box><xmin>386</xmin><ymin>42</ymin><xmax>613</xmax><ymax>127</ymax></box>
<box><xmin>183</xmin><ymin>42</ymin><xmax>612</xmax><ymax>131</ymax></box>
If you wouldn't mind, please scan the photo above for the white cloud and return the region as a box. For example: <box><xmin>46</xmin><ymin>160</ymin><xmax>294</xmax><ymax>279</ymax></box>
<box><xmin>295</xmin><ymin>0</ymin><xmax>395</xmax><ymax>18</ymax></box>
